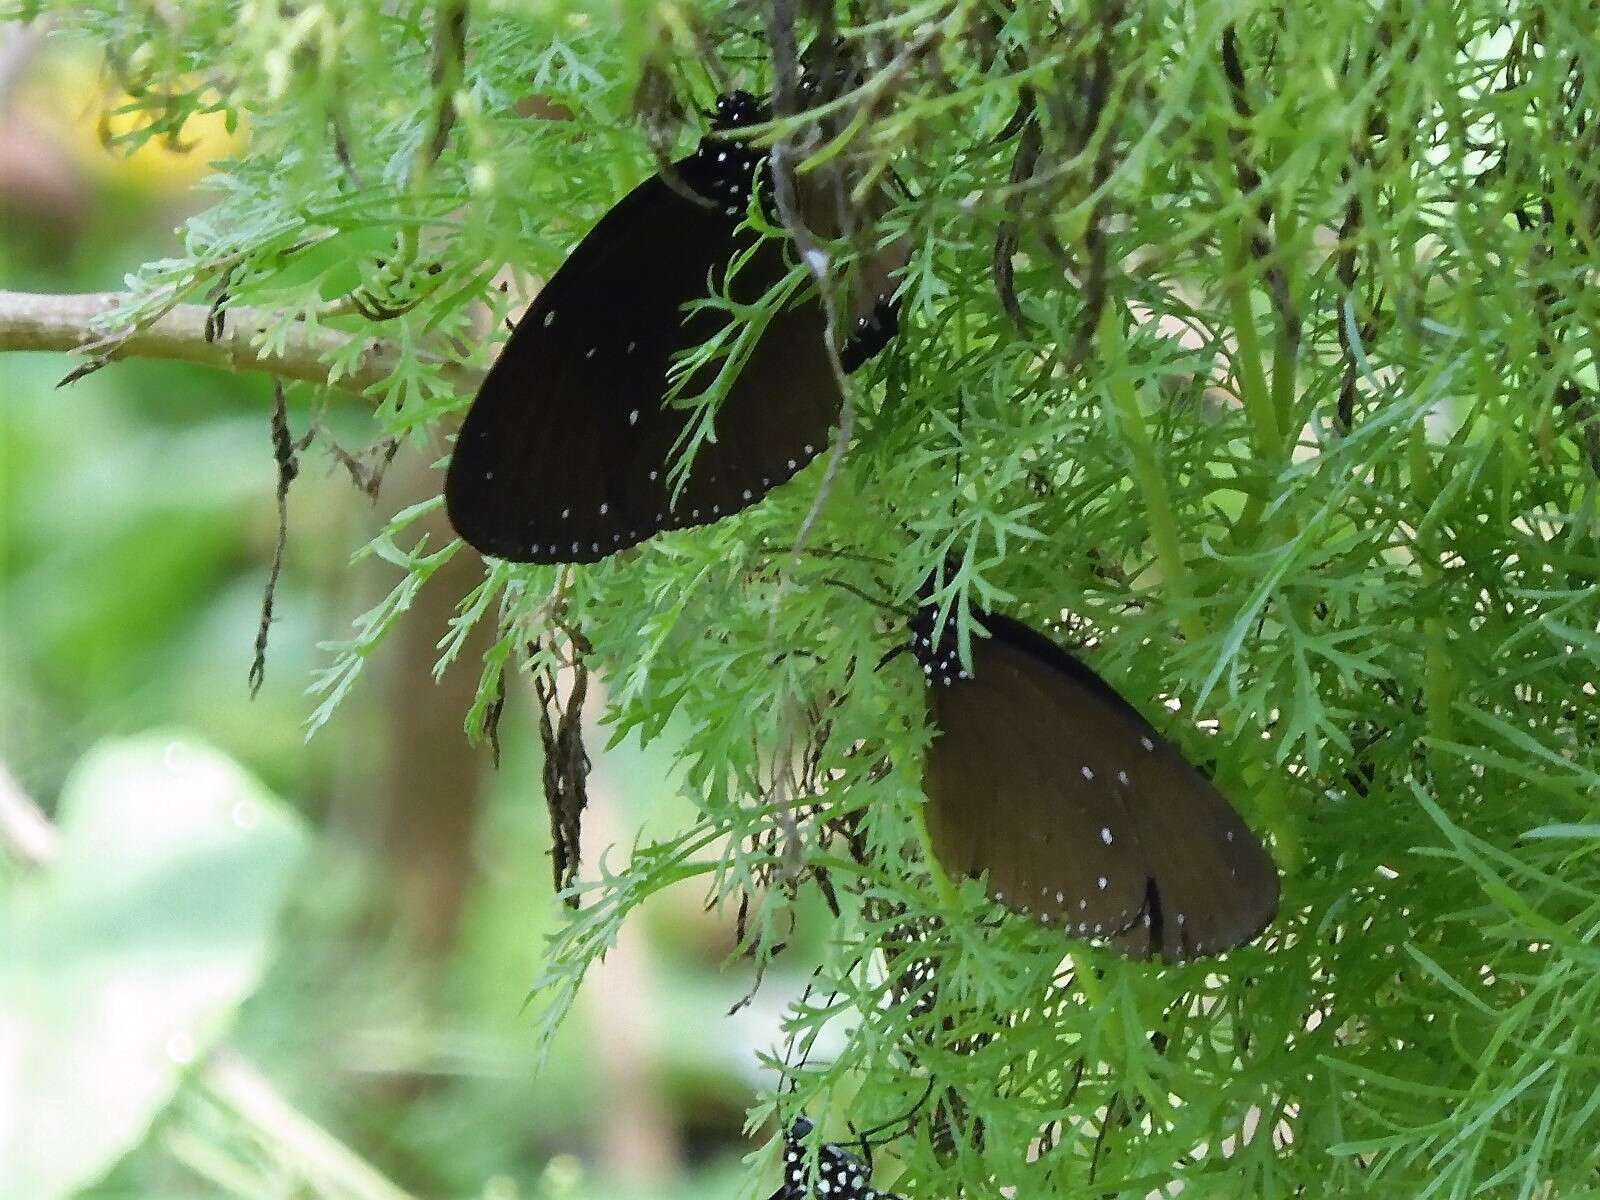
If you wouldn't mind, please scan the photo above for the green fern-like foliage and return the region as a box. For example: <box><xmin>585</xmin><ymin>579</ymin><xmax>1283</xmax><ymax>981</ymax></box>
<box><xmin>34</xmin><ymin>0</ymin><xmax>1600</xmax><ymax>1194</ymax></box>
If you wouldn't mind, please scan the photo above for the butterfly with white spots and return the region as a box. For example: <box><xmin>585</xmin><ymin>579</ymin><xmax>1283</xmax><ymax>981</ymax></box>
<box><xmin>910</xmin><ymin>600</ymin><xmax>1280</xmax><ymax>962</ymax></box>
<box><xmin>768</xmin><ymin>1118</ymin><xmax>903</xmax><ymax>1200</ymax></box>
<box><xmin>446</xmin><ymin>90</ymin><xmax>903</xmax><ymax>566</ymax></box>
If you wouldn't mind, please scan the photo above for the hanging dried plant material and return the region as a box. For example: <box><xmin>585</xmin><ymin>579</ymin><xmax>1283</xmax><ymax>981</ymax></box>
<box><xmin>534</xmin><ymin>637</ymin><xmax>592</xmax><ymax>906</ymax></box>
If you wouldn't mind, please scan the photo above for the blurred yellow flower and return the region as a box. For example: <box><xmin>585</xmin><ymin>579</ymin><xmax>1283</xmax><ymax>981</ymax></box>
<box><xmin>19</xmin><ymin>50</ymin><xmax>247</xmax><ymax>194</ymax></box>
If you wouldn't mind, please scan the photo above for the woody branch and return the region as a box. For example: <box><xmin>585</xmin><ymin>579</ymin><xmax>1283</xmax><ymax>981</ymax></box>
<box><xmin>0</xmin><ymin>289</ymin><xmax>484</xmax><ymax>396</ymax></box>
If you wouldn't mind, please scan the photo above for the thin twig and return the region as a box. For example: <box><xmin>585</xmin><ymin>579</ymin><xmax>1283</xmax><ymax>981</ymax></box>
<box><xmin>1064</xmin><ymin>0</ymin><xmax>1129</xmax><ymax>369</ymax></box>
<box><xmin>1334</xmin><ymin>181</ymin><xmax>1363</xmax><ymax>434</ymax></box>
<box><xmin>0</xmin><ymin>289</ymin><xmax>484</xmax><ymax>396</ymax></box>
<box><xmin>762</xmin><ymin>0</ymin><xmax>859</xmax><ymax>611</ymax></box>
<box><xmin>1219</xmin><ymin>26</ymin><xmax>1302</xmax><ymax>388</ymax></box>
<box><xmin>316</xmin><ymin>422</ymin><xmax>401</xmax><ymax>499</ymax></box>
<box><xmin>329</xmin><ymin>110</ymin><xmax>365</xmax><ymax>190</ymax></box>
<box><xmin>993</xmin><ymin>109</ymin><xmax>1042</xmax><ymax>331</ymax></box>
<box><xmin>415</xmin><ymin>0</ymin><xmax>469</xmax><ymax>181</ymax></box>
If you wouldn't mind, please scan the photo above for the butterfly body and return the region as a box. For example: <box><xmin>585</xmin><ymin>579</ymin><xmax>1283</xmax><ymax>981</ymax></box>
<box><xmin>770</xmin><ymin>1118</ymin><xmax>902</xmax><ymax>1200</ymax></box>
<box><xmin>446</xmin><ymin>91</ymin><xmax>900</xmax><ymax>565</ymax></box>
<box><xmin>911</xmin><ymin>605</ymin><xmax>1279</xmax><ymax>961</ymax></box>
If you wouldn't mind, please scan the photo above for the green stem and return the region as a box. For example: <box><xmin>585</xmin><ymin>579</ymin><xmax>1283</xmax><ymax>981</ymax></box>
<box><xmin>1099</xmin><ymin>305</ymin><xmax>1207</xmax><ymax>643</ymax></box>
<box><xmin>1268</xmin><ymin>206</ymin><xmax>1301</xmax><ymax>456</ymax></box>
<box><xmin>0</xmin><ymin>772</ymin><xmax>416</xmax><ymax>1200</ymax></box>
<box><xmin>1222</xmin><ymin>222</ymin><xmax>1285</xmax><ymax>465</ymax></box>
<box><xmin>1422</xmin><ymin>617</ymin><xmax>1457</xmax><ymax>744</ymax></box>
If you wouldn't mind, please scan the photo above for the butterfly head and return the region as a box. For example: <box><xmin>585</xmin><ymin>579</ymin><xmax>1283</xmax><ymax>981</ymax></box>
<box><xmin>698</xmin><ymin>92</ymin><xmax>771</xmax><ymax>215</ymax></box>
<box><xmin>712</xmin><ymin>89</ymin><xmax>767</xmax><ymax>131</ymax></box>
<box><xmin>908</xmin><ymin>602</ymin><xmax>968</xmax><ymax>688</ymax></box>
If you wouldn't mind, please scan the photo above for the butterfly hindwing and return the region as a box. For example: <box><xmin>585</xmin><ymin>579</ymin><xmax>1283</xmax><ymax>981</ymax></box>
<box><xmin>1107</xmin><ymin>732</ymin><xmax>1280</xmax><ymax>960</ymax></box>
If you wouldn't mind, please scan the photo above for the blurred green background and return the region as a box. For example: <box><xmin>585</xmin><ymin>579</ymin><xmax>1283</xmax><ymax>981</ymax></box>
<box><xmin>0</xmin><ymin>36</ymin><xmax>820</xmax><ymax>1200</ymax></box>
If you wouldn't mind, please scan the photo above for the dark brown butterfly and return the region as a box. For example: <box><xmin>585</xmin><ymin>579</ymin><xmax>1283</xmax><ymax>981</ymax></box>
<box><xmin>911</xmin><ymin>602</ymin><xmax>1279</xmax><ymax>961</ymax></box>
<box><xmin>446</xmin><ymin>90</ymin><xmax>901</xmax><ymax>564</ymax></box>
<box><xmin>769</xmin><ymin>1118</ymin><xmax>902</xmax><ymax>1200</ymax></box>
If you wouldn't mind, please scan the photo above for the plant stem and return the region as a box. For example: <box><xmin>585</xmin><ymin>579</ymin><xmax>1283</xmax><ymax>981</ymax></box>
<box><xmin>0</xmin><ymin>290</ymin><xmax>483</xmax><ymax>396</ymax></box>
<box><xmin>202</xmin><ymin>1051</ymin><xmax>419</xmax><ymax>1200</ymax></box>
<box><xmin>1423</xmin><ymin>617</ymin><xmax>1457</xmax><ymax>744</ymax></box>
<box><xmin>1220</xmin><ymin>225</ymin><xmax>1285</xmax><ymax>465</ymax></box>
<box><xmin>1268</xmin><ymin>205</ymin><xmax>1301</xmax><ymax>456</ymax></box>
<box><xmin>909</xmin><ymin>782</ymin><xmax>962</xmax><ymax>912</ymax></box>
<box><xmin>1099</xmin><ymin>305</ymin><xmax>1207</xmax><ymax>643</ymax></box>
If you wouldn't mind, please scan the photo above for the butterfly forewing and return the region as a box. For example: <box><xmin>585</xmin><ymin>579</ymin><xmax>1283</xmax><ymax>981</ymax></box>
<box><xmin>446</xmin><ymin>89</ymin><xmax>904</xmax><ymax>565</ymax></box>
<box><xmin>915</xmin><ymin>607</ymin><xmax>1279</xmax><ymax>961</ymax></box>
<box><xmin>447</xmin><ymin>162</ymin><xmax>836</xmax><ymax>562</ymax></box>
<box><xmin>663</xmin><ymin>241</ymin><xmax>840</xmax><ymax>520</ymax></box>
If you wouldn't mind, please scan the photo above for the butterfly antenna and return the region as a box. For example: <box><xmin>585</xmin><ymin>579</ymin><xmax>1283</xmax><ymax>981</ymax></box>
<box><xmin>814</xmin><ymin>574</ymin><xmax>910</xmax><ymax>616</ymax></box>
<box><xmin>844</xmin><ymin>1077</ymin><xmax>937</xmax><ymax>1158</ymax></box>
